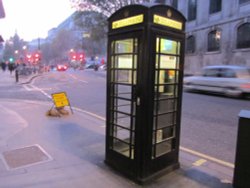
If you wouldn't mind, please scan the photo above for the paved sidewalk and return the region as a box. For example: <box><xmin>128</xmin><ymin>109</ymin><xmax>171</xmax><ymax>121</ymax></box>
<box><xmin>0</xmin><ymin>99</ymin><xmax>234</xmax><ymax>188</ymax></box>
<box><xmin>0</xmin><ymin>70</ymin><xmax>41</xmax><ymax>86</ymax></box>
<box><xmin>0</xmin><ymin>70</ymin><xmax>235</xmax><ymax>187</ymax></box>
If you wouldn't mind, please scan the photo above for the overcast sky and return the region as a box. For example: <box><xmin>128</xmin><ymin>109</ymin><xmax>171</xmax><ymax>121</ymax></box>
<box><xmin>0</xmin><ymin>0</ymin><xmax>75</xmax><ymax>41</ymax></box>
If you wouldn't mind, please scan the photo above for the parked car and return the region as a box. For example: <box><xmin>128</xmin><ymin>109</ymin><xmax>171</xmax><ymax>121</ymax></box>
<box><xmin>183</xmin><ymin>65</ymin><xmax>250</xmax><ymax>99</ymax></box>
<box><xmin>18</xmin><ymin>65</ymin><xmax>33</xmax><ymax>75</ymax></box>
<box><xmin>248</xmin><ymin>68</ymin><xmax>250</xmax><ymax>74</ymax></box>
<box><xmin>99</xmin><ymin>64</ymin><xmax>107</xmax><ymax>70</ymax></box>
<box><xmin>57</xmin><ymin>64</ymin><xmax>67</xmax><ymax>71</ymax></box>
<box><xmin>85</xmin><ymin>63</ymin><xmax>95</xmax><ymax>69</ymax></box>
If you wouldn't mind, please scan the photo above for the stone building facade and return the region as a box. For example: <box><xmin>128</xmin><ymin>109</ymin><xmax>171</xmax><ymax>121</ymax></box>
<box><xmin>155</xmin><ymin>0</ymin><xmax>250</xmax><ymax>74</ymax></box>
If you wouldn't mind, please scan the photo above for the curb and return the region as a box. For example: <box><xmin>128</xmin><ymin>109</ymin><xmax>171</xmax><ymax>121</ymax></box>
<box><xmin>19</xmin><ymin>73</ymin><xmax>43</xmax><ymax>85</ymax></box>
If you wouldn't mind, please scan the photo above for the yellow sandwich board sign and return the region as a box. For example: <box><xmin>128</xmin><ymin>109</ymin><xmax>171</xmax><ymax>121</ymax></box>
<box><xmin>52</xmin><ymin>92</ymin><xmax>69</xmax><ymax>108</ymax></box>
<box><xmin>51</xmin><ymin>92</ymin><xmax>73</xmax><ymax>114</ymax></box>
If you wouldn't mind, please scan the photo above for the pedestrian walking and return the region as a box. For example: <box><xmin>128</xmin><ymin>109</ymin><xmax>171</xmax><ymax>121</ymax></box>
<box><xmin>1</xmin><ymin>61</ymin><xmax>6</xmax><ymax>72</ymax></box>
<box><xmin>8</xmin><ymin>63</ymin><xmax>15</xmax><ymax>74</ymax></box>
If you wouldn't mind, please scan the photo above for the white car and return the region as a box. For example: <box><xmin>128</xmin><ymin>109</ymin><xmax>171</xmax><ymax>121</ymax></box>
<box><xmin>99</xmin><ymin>64</ymin><xmax>107</xmax><ymax>70</ymax></box>
<box><xmin>184</xmin><ymin>65</ymin><xmax>250</xmax><ymax>99</ymax></box>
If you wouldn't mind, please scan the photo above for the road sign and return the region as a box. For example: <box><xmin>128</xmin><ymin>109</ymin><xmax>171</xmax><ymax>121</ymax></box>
<box><xmin>52</xmin><ymin>92</ymin><xmax>70</xmax><ymax>108</ymax></box>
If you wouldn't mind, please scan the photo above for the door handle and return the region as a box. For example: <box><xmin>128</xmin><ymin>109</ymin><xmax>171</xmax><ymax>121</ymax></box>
<box><xmin>136</xmin><ymin>97</ymin><xmax>140</xmax><ymax>106</ymax></box>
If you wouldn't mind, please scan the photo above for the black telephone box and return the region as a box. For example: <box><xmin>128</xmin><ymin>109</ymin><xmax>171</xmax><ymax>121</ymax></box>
<box><xmin>105</xmin><ymin>3</ymin><xmax>186</xmax><ymax>184</ymax></box>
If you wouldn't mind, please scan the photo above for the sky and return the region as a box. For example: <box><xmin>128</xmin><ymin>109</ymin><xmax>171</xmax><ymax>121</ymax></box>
<box><xmin>0</xmin><ymin>0</ymin><xmax>75</xmax><ymax>41</ymax></box>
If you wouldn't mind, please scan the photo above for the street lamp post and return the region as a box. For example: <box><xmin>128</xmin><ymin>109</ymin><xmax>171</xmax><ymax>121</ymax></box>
<box><xmin>22</xmin><ymin>45</ymin><xmax>27</xmax><ymax>65</ymax></box>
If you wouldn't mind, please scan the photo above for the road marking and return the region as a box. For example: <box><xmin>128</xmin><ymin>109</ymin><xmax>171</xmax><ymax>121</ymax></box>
<box><xmin>180</xmin><ymin>146</ymin><xmax>234</xmax><ymax>169</ymax></box>
<box><xmin>72</xmin><ymin>107</ymin><xmax>105</xmax><ymax>121</ymax></box>
<box><xmin>79</xmin><ymin>80</ymin><xmax>88</xmax><ymax>83</ymax></box>
<box><xmin>68</xmin><ymin>74</ymin><xmax>88</xmax><ymax>83</ymax></box>
<box><xmin>220</xmin><ymin>179</ymin><xmax>232</xmax><ymax>184</ymax></box>
<box><xmin>69</xmin><ymin>74</ymin><xmax>77</xmax><ymax>79</ymax></box>
<box><xmin>68</xmin><ymin>109</ymin><xmax>235</xmax><ymax>169</ymax></box>
<box><xmin>23</xmin><ymin>85</ymin><xmax>32</xmax><ymax>91</ymax></box>
<box><xmin>21</xmin><ymin>83</ymin><xmax>235</xmax><ymax>169</ymax></box>
<box><xmin>193</xmin><ymin>159</ymin><xmax>207</xmax><ymax>166</ymax></box>
<box><xmin>23</xmin><ymin>85</ymin><xmax>52</xmax><ymax>91</ymax></box>
<box><xmin>24</xmin><ymin>84</ymin><xmax>51</xmax><ymax>99</ymax></box>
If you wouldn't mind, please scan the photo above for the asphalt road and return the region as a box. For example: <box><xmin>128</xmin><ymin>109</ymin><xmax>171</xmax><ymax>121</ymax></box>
<box><xmin>0</xmin><ymin>69</ymin><xmax>248</xmax><ymax>164</ymax></box>
<box><xmin>181</xmin><ymin>92</ymin><xmax>248</xmax><ymax>163</ymax></box>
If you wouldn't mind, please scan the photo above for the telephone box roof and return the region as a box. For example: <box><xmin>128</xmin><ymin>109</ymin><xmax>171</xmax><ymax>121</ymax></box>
<box><xmin>108</xmin><ymin>3</ymin><xmax>186</xmax><ymax>22</ymax></box>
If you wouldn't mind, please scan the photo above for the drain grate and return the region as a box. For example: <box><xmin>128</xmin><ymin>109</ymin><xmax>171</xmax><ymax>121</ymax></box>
<box><xmin>2</xmin><ymin>144</ymin><xmax>52</xmax><ymax>170</ymax></box>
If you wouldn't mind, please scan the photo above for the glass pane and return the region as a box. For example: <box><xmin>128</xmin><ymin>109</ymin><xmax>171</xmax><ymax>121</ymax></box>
<box><xmin>237</xmin><ymin>23</ymin><xmax>250</xmax><ymax>49</ymax></box>
<box><xmin>160</xmin><ymin>55</ymin><xmax>178</xmax><ymax>69</ymax></box>
<box><xmin>155</xmin><ymin>70</ymin><xmax>159</xmax><ymax>84</ymax></box>
<box><xmin>188</xmin><ymin>0</ymin><xmax>197</xmax><ymax>21</ymax></box>
<box><xmin>113</xmin><ymin>139</ymin><xmax>130</xmax><ymax>158</ymax></box>
<box><xmin>163</xmin><ymin>126</ymin><xmax>175</xmax><ymax>140</ymax></box>
<box><xmin>210</xmin><ymin>0</ymin><xmax>221</xmax><ymax>13</ymax></box>
<box><xmin>114</xmin><ymin>70</ymin><xmax>133</xmax><ymax>84</ymax></box>
<box><xmin>114</xmin><ymin>99</ymin><xmax>131</xmax><ymax>114</ymax></box>
<box><xmin>115</xmin><ymin>39</ymin><xmax>133</xmax><ymax>53</ymax></box>
<box><xmin>113</xmin><ymin>84</ymin><xmax>132</xmax><ymax>99</ymax></box>
<box><xmin>160</xmin><ymin>39</ymin><xmax>179</xmax><ymax>55</ymax></box>
<box><xmin>155</xmin><ymin>99</ymin><xmax>177</xmax><ymax>114</ymax></box>
<box><xmin>111</xmin><ymin>56</ymin><xmax>115</xmax><ymax>68</ymax></box>
<box><xmin>133</xmin><ymin>55</ymin><xmax>137</xmax><ymax>69</ymax></box>
<box><xmin>131</xmin><ymin>146</ymin><xmax>134</xmax><ymax>159</ymax></box>
<box><xmin>133</xmin><ymin>71</ymin><xmax>137</xmax><ymax>85</ymax></box>
<box><xmin>155</xmin><ymin>139</ymin><xmax>174</xmax><ymax>157</ymax></box>
<box><xmin>114</xmin><ymin>126</ymin><xmax>131</xmax><ymax>141</ymax></box>
<box><xmin>155</xmin><ymin>55</ymin><xmax>159</xmax><ymax>68</ymax></box>
<box><xmin>240</xmin><ymin>0</ymin><xmax>250</xmax><ymax>4</ymax></box>
<box><xmin>111</xmin><ymin>41</ymin><xmax>114</xmax><ymax>54</ymax></box>
<box><xmin>134</xmin><ymin>38</ymin><xmax>138</xmax><ymax>53</ymax></box>
<box><xmin>207</xmin><ymin>30</ymin><xmax>220</xmax><ymax>51</ymax></box>
<box><xmin>158</xmin><ymin>70</ymin><xmax>178</xmax><ymax>84</ymax></box>
<box><xmin>186</xmin><ymin>36</ymin><xmax>195</xmax><ymax>53</ymax></box>
<box><xmin>153</xmin><ymin>127</ymin><xmax>175</xmax><ymax>143</ymax></box>
<box><xmin>114</xmin><ymin>112</ymin><xmax>131</xmax><ymax>128</ymax></box>
<box><xmin>114</xmin><ymin>55</ymin><xmax>133</xmax><ymax>69</ymax></box>
<box><xmin>157</xmin><ymin>112</ymin><xmax>175</xmax><ymax>128</ymax></box>
<box><xmin>111</xmin><ymin>70</ymin><xmax>114</xmax><ymax>83</ymax></box>
<box><xmin>156</xmin><ymin>38</ymin><xmax>160</xmax><ymax>53</ymax></box>
<box><xmin>157</xmin><ymin>85</ymin><xmax>177</xmax><ymax>99</ymax></box>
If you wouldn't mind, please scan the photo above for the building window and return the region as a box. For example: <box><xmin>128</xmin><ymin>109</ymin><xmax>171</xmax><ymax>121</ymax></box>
<box><xmin>239</xmin><ymin>0</ymin><xmax>250</xmax><ymax>4</ymax></box>
<box><xmin>154</xmin><ymin>0</ymin><xmax>165</xmax><ymax>3</ymax></box>
<box><xmin>207</xmin><ymin>30</ymin><xmax>221</xmax><ymax>52</ymax></box>
<box><xmin>188</xmin><ymin>0</ymin><xmax>197</xmax><ymax>21</ymax></box>
<box><xmin>186</xmin><ymin>36</ymin><xmax>195</xmax><ymax>53</ymax></box>
<box><xmin>209</xmin><ymin>0</ymin><xmax>222</xmax><ymax>14</ymax></box>
<box><xmin>172</xmin><ymin>0</ymin><xmax>178</xmax><ymax>9</ymax></box>
<box><xmin>237</xmin><ymin>23</ymin><xmax>250</xmax><ymax>49</ymax></box>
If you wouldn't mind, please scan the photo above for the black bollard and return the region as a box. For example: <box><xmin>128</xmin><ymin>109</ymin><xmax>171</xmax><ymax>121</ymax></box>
<box><xmin>233</xmin><ymin>110</ymin><xmax>250</xmax><ymax>188</ymax></box>
<box><xmin>15</xmin><ymin>70</ymin><xmax>19</xmax><ymax>82</ymax></box>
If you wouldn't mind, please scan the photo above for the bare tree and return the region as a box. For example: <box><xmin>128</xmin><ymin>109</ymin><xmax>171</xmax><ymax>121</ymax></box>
<box><xmin>2</xmin><ymin>34</ymin><xmax>26</xmax><ymax>62</ymax></box>
<box><xmin>70</xmin><ymin>0</ymin><xmax>150</xmax><ymax>17</ymax></box>
<box><xmin>70</xmin><ymin>0</ymin><xmax>150</xmax><ymax>57</ymax></box>
<box><xmin>41</xmin><ymin>29</ymin><xmax>76</xmax><ymax>64</ymax></box>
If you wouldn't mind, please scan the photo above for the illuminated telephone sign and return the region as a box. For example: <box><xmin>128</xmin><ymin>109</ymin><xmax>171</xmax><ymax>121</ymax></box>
<box><xmin>112</xmin><ymin>14</ymin><xmax>144</xmax><ymax>29</ymax></box>
<box><xmin>153</xmin><ymin>14</ymin><xmax>182</xmax><ymax>30</ymax></box>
